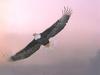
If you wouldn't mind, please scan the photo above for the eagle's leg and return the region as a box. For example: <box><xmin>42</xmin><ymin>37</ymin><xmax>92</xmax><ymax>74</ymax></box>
<box><xmin>43</xmin><ymin>40</ymin><xmax>50</xmax><ymax>47</ymax></box>
<box><xmin>44</xmin><ymin>42</ymin><xmax>50</xmax><ymax>47</ymax></box>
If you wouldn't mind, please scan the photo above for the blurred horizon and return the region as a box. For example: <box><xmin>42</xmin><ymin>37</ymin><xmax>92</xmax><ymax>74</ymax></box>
<box><xmin>0</xmin><ymin>0</ymin><xmax>100</xmax><ymax>75</ymax></box>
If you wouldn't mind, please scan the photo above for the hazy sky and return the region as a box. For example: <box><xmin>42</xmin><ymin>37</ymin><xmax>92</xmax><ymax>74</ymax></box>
<box><xmin>0</xmin><ymin>0</ymin><xmax>100</xmax><ymax>75</ymax></box>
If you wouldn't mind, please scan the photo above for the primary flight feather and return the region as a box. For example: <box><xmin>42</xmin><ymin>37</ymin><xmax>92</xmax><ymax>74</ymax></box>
<box><xmin>10</xmin><ymin>7</ymin><xmax>72</xmax><ymax>61</ymax></box>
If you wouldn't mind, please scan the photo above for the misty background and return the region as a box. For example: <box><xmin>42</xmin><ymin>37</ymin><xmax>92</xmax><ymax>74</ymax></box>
<box><xmin>0</xmin><ymin>0</ymin><xmax>100</xmax><ymax>75</ymax></box>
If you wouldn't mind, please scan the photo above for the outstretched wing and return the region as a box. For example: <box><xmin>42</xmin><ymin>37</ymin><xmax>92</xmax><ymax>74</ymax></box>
<box><xmin>41</xmin><ymin>7</ymin><xmax>72</xmax><ymax>39</ymax></box>
<box><xmin>10</xmin><ymin>40</ymin><xmax>41</xmax><ymax>61</ymax></box>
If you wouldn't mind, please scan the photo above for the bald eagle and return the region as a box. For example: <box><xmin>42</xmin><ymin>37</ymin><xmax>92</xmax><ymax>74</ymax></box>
<box><xmin>10</xmin><ymin>7</ymin><xmax>72</xmax><ymax>61</ymax></box>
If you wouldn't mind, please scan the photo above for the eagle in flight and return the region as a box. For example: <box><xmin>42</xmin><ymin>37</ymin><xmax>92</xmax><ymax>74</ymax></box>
<box><xmin>10</xmin><ymin>7</ymin><xmax>72</xmax><ymax>61</ymax></box>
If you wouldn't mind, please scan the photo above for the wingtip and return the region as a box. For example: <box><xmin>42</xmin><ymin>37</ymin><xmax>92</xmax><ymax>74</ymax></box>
<box><xmin>9</xmin><ymin>55</ymin><xmax>19</xmax><ymax>62</ymax></box>
<box><xmin>62</xmin><ymin>6</ymin><xmax>72</xmax><ymax>16</ymax></box>
<box><xmin>8</xmin><ymin>56</ymin><xmax>16</xmax><ymax>62</ymax></box>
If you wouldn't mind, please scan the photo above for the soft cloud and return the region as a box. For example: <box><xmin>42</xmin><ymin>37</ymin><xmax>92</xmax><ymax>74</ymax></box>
<box><xmin>0</xmin><ymin>0</ymin><xmax>99</xmax><ymax>75</ymax></box>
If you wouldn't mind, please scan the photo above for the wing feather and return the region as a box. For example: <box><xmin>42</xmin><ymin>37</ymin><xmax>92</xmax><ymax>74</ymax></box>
<box><xmin>10</xmin><ymin>40</ymin><xmax>41</xmax><ymax>61</ymax></box>
<box><xmin>41</xmin><ymin>7</ymin><xmax>72</xmax><ymax>39</ymax></box>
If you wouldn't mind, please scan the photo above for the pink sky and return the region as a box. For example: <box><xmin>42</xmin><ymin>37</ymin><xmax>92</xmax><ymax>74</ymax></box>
<box><xmin>0</xmin><ymin>0</ymin><xmax>99</xmax><ymax>64</ymax></box>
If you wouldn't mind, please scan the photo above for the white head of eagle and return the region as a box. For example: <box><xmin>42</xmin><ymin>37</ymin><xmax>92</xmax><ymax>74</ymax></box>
<box><xmin>33</xmin><ymin>33</ymin><xmax>41</xmax><ymax>40</ymax></box>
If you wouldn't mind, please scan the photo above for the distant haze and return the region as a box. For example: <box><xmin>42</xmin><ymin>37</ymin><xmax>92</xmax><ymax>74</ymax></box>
<box><xmin>0</xmin><ymin>0</ymin><xmax>100</xmax><ymax>75</ymax></box>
